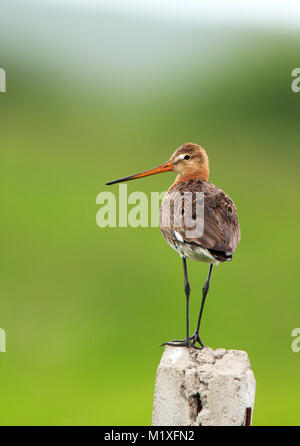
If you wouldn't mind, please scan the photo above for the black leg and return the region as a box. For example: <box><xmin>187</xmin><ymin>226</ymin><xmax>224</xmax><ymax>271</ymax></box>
<box><xmin>161</xmin><ymin>257</ymin><xmax>192</xmax><ymax>348</ymax></box>
<box><xmin>191</xmin><ymin>264</ymin><xmax>213</xmax><ymax>347</ymax></box>
<box><xmin>183</xmin><ymin>257</ymin><xmax>191</xmax><ymax>346</ymax></box>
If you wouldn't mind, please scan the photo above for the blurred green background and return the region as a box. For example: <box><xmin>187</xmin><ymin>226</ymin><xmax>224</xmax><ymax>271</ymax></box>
<box><xmin>1</xmin><ymin>0</ymin><xmax>300</xmax><ymax>426</ymax></box>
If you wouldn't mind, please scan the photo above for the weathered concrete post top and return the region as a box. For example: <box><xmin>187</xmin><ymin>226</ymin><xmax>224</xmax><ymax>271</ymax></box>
<box><xmin>152</xmin><ymin>346</ymin><xmax>256</xmax><ymax>426</ymax></box>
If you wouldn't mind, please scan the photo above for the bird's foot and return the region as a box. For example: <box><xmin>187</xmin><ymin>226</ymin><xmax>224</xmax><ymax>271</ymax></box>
<box><xmin>160</xmin><ymin>338</ymin><xmax>192</xmax><ymax>348</ymax></box>
<box><xmin>191</xmin><ymin>332</ymin><xmax>205</xmax><ymax>348</ymax></box>
<box><xmin>168</xmin><ymin>332</ymin><xmax>205</xmax><ymax>348</ymax></box>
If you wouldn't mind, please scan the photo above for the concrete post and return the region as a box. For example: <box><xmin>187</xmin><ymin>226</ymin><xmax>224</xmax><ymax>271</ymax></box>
<box><xmin>152</xmin><ymin>346</ymin><xmax>256</xmax><ymax>426</ymax></box>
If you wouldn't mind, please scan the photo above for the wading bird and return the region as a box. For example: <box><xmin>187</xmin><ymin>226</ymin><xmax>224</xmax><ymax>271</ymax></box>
<box><xmin>106</xmin><ymin>143</ymin><xmax>240</xmax><ymax>348</ymax></box>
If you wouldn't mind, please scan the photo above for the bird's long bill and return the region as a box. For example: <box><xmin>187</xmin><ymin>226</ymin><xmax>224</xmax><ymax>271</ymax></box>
<box><xmin>106</xmin><ymin>161</ymin><xmax>173</xmax><ymax>185</ymax></box>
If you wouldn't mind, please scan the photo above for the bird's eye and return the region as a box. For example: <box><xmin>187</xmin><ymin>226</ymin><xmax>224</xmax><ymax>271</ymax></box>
<box><xmin>184</xmin><ymin>155</ymin><xmax>190</xmax><ymax>160</ymax></box>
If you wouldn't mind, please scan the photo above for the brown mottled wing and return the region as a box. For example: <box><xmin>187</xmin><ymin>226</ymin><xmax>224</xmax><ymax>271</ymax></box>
<box><xmin>160</xmin><ymin>180</ymin><xmax>240</xmax><ymax>255</ymax></box>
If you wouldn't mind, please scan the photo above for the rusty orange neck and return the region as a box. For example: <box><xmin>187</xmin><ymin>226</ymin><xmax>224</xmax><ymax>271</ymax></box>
<box><xmin>168</xmin><ymin>168</ymin><xmax>209</xmax><ymax>192</ymax></box>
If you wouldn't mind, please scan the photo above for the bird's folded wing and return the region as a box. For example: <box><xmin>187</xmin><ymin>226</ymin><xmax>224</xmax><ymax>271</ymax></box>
<box><xmin>161</xmin><ymin>182</ymin><xmax>240</xmax><ymax>255</ymax></box>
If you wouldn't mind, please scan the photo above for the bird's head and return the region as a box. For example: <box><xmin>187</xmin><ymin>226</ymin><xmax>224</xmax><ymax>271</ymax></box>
<box><xmin>169</xmin><ymin>143</ymin><xmax>209</xmax><ymax>180</ymax></box>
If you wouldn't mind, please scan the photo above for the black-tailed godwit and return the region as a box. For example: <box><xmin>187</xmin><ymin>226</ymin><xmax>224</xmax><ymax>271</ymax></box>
<box><xmin>106</xmin><ymin>143</ymin><xmax>240</xmax><ymax>348</ymax></box>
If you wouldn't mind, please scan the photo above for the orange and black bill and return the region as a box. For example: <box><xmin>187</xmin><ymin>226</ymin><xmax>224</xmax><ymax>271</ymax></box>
<box><xmin>106</xmin><ymin>161</ymin><xmax>173</xmax><ymax>185</ymax></box>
